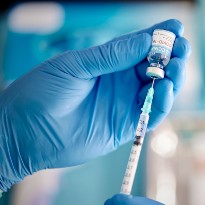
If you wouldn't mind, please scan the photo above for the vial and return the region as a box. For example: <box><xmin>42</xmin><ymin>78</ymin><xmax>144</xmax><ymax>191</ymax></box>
<box><xmin>146</xmin><ymin>29</ymin><xmax>176</xmax><ymax>79</ymax></box>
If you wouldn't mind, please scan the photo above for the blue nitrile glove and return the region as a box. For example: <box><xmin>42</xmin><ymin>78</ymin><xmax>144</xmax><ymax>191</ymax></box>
<box><xmin>104</xmin><ymin>194</ymin><xmax>164</xmax><ymax>205</ymax></box>
<box><xmin>0</xmin><ymin>19</ymin><xmax>191</xmax><ymax>191</ymax></box>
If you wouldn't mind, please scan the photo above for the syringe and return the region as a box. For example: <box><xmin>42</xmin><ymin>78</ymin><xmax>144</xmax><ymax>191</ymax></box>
<box><xmin>120</xmin><ymin>81</ymin><xmax>155</xmax><ymax>195</ymax></box>
<box><xmin>120</xmin><ymin>28</ymin><xmax>176</xmax><ymax>195</ymax></box>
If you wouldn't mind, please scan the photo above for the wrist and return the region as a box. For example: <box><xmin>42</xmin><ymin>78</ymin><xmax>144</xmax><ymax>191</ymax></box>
<box><xmin>0</xmin><ymin>189</ymin><xmax>3</xmax><ymax>198</ymax></box>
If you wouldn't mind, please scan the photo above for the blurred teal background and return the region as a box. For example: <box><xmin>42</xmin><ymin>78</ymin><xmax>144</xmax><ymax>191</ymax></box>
<box><xmin>0</xmin><ymin>1</ymin><xmax>204</xmax><ymax>205</ymax></box>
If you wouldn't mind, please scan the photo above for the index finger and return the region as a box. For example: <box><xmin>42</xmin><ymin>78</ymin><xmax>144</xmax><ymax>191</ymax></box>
<box><xmin>111</xmin><ymin>19</ymin><xmax>184</xmax><ymax>43</ymax></box>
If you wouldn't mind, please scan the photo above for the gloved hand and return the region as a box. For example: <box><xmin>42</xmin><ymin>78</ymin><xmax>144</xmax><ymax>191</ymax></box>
<box><xmin>0</xmin><ymin>19</ymin><xmax>191</xmax><ymax>191</ymax></box>
<box><xmin>104</xmin><ymin>194</ymin><xmax>164</xmax><ymax>205</ymax></box>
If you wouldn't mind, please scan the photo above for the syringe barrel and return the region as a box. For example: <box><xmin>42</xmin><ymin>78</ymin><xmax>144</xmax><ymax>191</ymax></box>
<box><xmin>120</xmin><ymin>112</ymin><xmax>149</xmax><ymax>195</ymax></box>
<box><xmin>135</xmin><ymin>113</ymin><xmax>149</xmax><ymax>145</ymax></box>
<box><xmin>120</xmin><ymin>143</ymin><xmax>142</xmax><ymax>195</ymax></box>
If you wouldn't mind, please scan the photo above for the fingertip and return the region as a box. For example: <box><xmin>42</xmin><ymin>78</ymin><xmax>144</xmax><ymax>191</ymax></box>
<box><xmin>148</xmin><ymin>79</ymin><xmax>174</xmax><ymax>129</ymax></box>
<box><xmin>172</xmin><ymin>37</ymin><xmax>192</xmax><ymax>59</ymax></box>
<box><xmin>141</xmin><ymin>33</ymin><xmax>152</xmax><ymax>55</ymax></box>
<box><xmin>106</xmin><ymin>194</ymin><xmax>131</xmax><ymax>205</ymax></box>
<box><xmin>153</xmin><ymin>78</ymin><xmax>174</xmax><ymax>113</ymax></box>
<box><xmin>104</xmin><ymin>199</ymin><xmax>111</xmax><ymax>205</ymax></box>
<box><xmin>131</xmin><ymin>33</ymin><xmax>152</xmax><ymax>64</ymax></box>
<box><xmin>168</xmin><ymin>19</ymin><xmax>184</xmax><ymax>36</ymax></box>
<box><xmin>141</xmin><ymin>32</ymin><xmax>152</xmax><ymax>43</ymax></box>
<box><xmin>157</xmin><ymin>19</ymin><xmax>184</xmax><ymax>37</ymax></box>
<box><xmin>112</xmin><ymin>193</ymin><xmax>131</xmax><ymax>201</ymax></box>
<box><xmin>165</xmin><ymin>57</ymin><xmax>186</xmax><ymax>92</ymax></box>
<box><xmin>110</xmin><ymin>195</ymin><xmax>165</xmax><ymax>205</ymax></box>
<box><xmin>135</xmin><ymin>33</ymin><xmax>152</xmax><ymax>53</ymax></box>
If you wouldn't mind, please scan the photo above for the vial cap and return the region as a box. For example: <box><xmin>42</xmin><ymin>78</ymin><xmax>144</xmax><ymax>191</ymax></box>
<box><xmin>146</xmin><ymin>67</ymin><xmax>165</xmax><ymax>79</ymax></box>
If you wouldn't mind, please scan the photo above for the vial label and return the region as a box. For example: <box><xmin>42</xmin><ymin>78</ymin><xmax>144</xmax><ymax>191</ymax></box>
<box><xmin>151</xmin><ymin>29</ymin><xmax>176</xmax><ymax>58</ymax></box>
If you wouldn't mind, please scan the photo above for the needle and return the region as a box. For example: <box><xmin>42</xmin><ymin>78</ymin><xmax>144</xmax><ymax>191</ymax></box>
<box><xmin>151</xmin><ymin>78</ymin><xmax>155</xmax><ymax>88</ymax></box>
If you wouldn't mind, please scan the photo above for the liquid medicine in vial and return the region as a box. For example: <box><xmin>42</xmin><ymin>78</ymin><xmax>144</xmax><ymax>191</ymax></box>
<box><xmin>146</xmin><ymin>29</ymin><xmax>176</xmax><ymax>79</ymax></box>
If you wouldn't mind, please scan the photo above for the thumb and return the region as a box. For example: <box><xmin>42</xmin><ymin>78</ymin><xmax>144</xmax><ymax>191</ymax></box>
<box><xmin>104</xmin><ymin>194</ymin><xmax>164</xmax><ymax>205</ymax></box>
<box><xmin>48</xmin><ymin>33</ymin><xmax>151</xmax><ymax>79</ymax></box>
